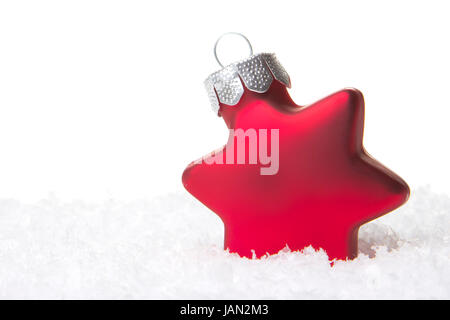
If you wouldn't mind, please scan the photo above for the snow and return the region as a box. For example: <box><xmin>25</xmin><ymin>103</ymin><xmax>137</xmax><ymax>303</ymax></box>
<box><xmin>0</xmin><ymin>187</ymin><xmax>448</xmax><ymax>299</ymax></box>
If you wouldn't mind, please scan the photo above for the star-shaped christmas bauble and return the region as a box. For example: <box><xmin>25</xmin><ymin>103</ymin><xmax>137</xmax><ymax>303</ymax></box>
<box><xmin>182</xmin><ymin>53</ymin><xmax>409</xmax><ymax>260</ymax></box>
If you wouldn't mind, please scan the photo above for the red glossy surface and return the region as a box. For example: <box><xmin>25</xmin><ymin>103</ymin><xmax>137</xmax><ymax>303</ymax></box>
<box><xmin>182</xmin><ymin>81</ymin><xmax>409</xmax><ymax>260</ymax></box>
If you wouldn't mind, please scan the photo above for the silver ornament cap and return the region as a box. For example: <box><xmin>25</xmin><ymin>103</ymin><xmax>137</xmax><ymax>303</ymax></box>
<box><xmin>204</xmin><ymin>53</ymin><xmax>291</xmax><ymax>115</ymax></box>
<box><xmin>204</xmin><ymin>33</ymin><xmax>291</xmax><ymax>115</ymax></box>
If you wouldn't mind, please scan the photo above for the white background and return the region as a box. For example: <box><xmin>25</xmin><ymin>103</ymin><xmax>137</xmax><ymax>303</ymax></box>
<box><xmin>0</xmin><ymin>1</ymin><xmax>448</xmax><ymax>300</ymax></box>
<box><xmin>1</xmin><ymin>0</ymin><xmax>449</xmax><ymax>201</ymax></box>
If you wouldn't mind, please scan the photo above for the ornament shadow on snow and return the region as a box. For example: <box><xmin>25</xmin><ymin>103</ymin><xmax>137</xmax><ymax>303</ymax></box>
<box><xmin>182</xmin><ymin>33</ymin><xmax>410</xmax><ymax>261</ymax></box>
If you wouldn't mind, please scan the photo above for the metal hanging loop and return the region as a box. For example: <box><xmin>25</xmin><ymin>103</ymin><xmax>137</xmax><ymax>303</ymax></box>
<box><xmin>213</xmin><ymin>32</ymin><xmax>253</xmax><ymax>68</ymax></box>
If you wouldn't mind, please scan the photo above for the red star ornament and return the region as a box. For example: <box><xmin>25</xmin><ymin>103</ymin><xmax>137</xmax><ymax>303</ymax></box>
<box><xmin>182</xmin><ymin>55</ymin><xmax>409</xmax><ymax>261</ymax></box>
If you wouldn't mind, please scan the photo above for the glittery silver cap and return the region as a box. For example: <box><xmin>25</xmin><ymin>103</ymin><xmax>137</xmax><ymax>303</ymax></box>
<box><xmin>204</xmin><ymin>53</ymin><xmax>291</xmax><ymax>114</ymax></box>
